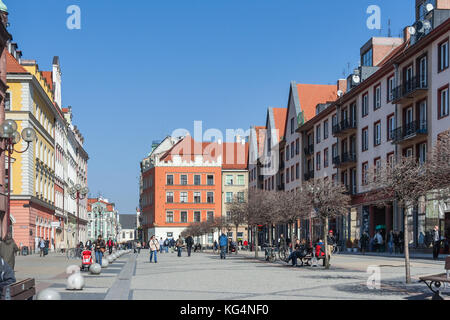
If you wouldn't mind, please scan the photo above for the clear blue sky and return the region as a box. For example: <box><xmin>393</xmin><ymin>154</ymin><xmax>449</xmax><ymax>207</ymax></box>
<box><xmin>6</xmin><ymin>0</ymin><xmax>414</xmax><ymax>214</ymax></box>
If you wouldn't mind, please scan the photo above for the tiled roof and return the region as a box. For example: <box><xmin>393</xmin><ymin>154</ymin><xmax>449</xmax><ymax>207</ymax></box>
<box><xmin>119</xmin><ymin>214</ymin><xmax>137</xmax><ymax>230</ymax></box>
<box><xmin>296</xmin><ymin>84</ymin><xmax>337</xmax><ymax>122</ymax></box>
<box><xmin>6</xmin><ymin>51</ymin><xmax>28</xmax><ymax>74</ymax></box>
<box><xmin>41</xmin><ymin>71</ymin><xmax>53</xmax><ymax>91</ymax></box>
<box><xmin>254</xmin><ymin>126</ymin><xmax>266</xmax><ymax>157</ymax></box>
<box><xmin>272</xmin><ymin>108</ymin><xmax>288</xmax><ymax>140</ymax></box>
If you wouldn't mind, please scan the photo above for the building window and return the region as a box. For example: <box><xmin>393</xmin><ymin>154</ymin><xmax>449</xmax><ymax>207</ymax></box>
<box><xmin>291</xmin><ymin>165</ymin><xmax>294</xmax><ymax>182</ymax></box>
<box><xmin>419</xmin><ymin>143</ymin><xmax>427</xmax><ymax>165</ymax></box>
<box><xmin>290</xmin><ymin>117</ymin><xmax>295</xmax><ymax>134</ymax></box>
<box><xmin>207</xmin><ymin>175</ymin><xmax>214</xmax><ymax>185</ymax></box>
<box><xmin>286</xmin><ymin>145</ymin><xmax>290</xmax><ymax>161</ymax></box>
<box><xmin>286</xmin><ymin>168</ymin><xmax>290</xmax><ymax>183</ymax></box>
<box><xmin>362</xmin><ymin>127</ymin><xmax>369</xmax><ymax>152</ymax></box>
<box><xmin>362</xmin><ymin>93</ymin><xmax>369</xmax><ymax>117</ymax></box>
<box><xmin>374</xmin><ymin>85</ymin><xmax>381</xmax><ymax>110</ymax></box>
<box><xmin>438</xmin><ymin>85</ymin><xmax>449</xmax><ymax>119</ymax></box>
<box><xmin>166</xmin><ymin>212</ymin><xmax>174</xmax><ymax>223</ymax></box>
<box><xmin>180</xmin><ymin>175</ymin><xmax>188</xmax><ymax>185</ymax></box>
<box><xmin>290</xmin><ymin>142</ymin><xmax>295</xmax><ymax>158</ymax></box>
<box><xmin>180</xmin><ymin>192</ymin><xmax>188</xmax><ymax>203</ymax></box>
<box><xmin>316</xmin><ymin>125</ymin><xmax>321</xmax><ymax>143</ymax></box>
<box><xmin>316</xmin><ymin>152</ymin><xmax>321</xmax><ymax>171</ymax></box>
<box><xmin>362</xmin><ymin>162</ymin><xmax>368</xmax><ymax>186</ymax></box>
<box><xmin>237</xmin><ymin>175</ymin><xmax>244</xmax><ymax>185</ymax></box>
<box><xmin>194</xmin><ymin>175</ymin><xmax>201</xmax><ymax>185</ymax></box>
<box><xmin>166</xmin><ymin>175</ymin><xmax>174</xmax><ymax>185</ymax></box>
<box><xmin>295</xmin><ymin>138</ymin><xmax>299</xmax><ymax>155</ymax></box>
<box><xmin>295</xmin><ymin>163</ymin><xmax>299</xmax><ymax>180</ymax></box>
<box><xmin>374</xmin><ymin>121</ymin><xmax>381</xmax><ymax>146</ymax></box>
<box><xmin>387</xmin><ymin>114</ymin><xmax>395</xmax><ymax>141</ymax></box>
<box><xmin>323</xmin><ymin>120</ymin><xmax>329</xmax><ymax>140</ymax></box>
<box><xmin>207</xmin><ymin>212</ymin><xmax>214</xmax><ymax>222</ymax></box>
<box><xmin>324</xmin><ymin>148</ymin><xmax>329</xmax><ymax>168</ymax></box>
<box><xmin>5</xmin><ymin>92</ymin><xmax>10</xmax><ymax>111</ymax></box>
<box><xmin>237</xmin><ymin>192</ymin><xmax>245</xmax><ymax>203</ymax></box>
<box><xmin>438</xmin><ymin>40</ymin><xmax>449</xmax><ymax>72</ymax></box>
<box><xmin>419</xmin><ymin>55</ymin><xmax>428</xmax><ymax>87</ymax></box>
<box><xmin>180</xmin><ymin>211</ymin><xmax>188</xmax><ymax>223</ymax></box>
<box><xmin>194</xmin><ymin>192</ymin><xmax>201</xmax><ymax>203</ymax></box>
<box><xmin>226</xmin><ymin>192</ymin><xmax>233</xmax><ymax>203</ymax></box>
<box><xmin>362</xmin><ymin>48</ymin><xmax>373</xmax><ymax>67</ymax></box>
<box><xmin>387</xmin><ymin>152</ymin><xmax>394</xmax><ymax>167</ymax></box>
<box><xmin>388</xmin><ymin>76</ymin><xmax>395</xmax><ymax>102</ymax></box>
<box><xmin>207</xmin><ymin>192</ymin><xmax>214</xmax><ymax>203</ymax></box>
<box><xmin>194</xmin><ymin>211</ymin><xmax>201</xmax><ymax>222</ymax></box>
<box><xmin>166</xmin><ymin>192</ymin><xmax>174</xmax><ymax>203</ymax></box>
<box><xmin>225</xmin><ymin>175</ymin><xmax>234</xmax><ymax>185</ymax></box>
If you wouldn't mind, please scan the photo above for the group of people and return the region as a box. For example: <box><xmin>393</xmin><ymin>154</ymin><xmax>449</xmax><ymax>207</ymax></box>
<box><xmin>147</xmin><ymin>234</ymin><xmax>196</xmax><ymax>263</ymax></box>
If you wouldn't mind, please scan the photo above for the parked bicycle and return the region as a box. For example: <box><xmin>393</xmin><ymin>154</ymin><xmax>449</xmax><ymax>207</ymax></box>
<box><xmin>264</xmin><ymin>246</ymin><xmax>277</xmax><ymax>263</ymax></box>
<box><xmin>66</xmin><ymin>247</ymin><xmax>82</xmax><ymax>260</ymax></box>
<box><xmin>278</xmin><ymin>246</ymin><xmax>289</xmax><ymax>262</ymax></box>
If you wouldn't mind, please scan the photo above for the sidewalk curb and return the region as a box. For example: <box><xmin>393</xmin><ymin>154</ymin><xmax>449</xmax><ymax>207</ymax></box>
<box><xmin>104</xmin><ymin>253</ymin><xmax>136</xmax><ymax>300</ymax></box>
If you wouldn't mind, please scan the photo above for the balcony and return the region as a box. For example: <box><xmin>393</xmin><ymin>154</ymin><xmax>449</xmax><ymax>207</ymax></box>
<box><xmin>304</xmin><ymin>145</ymin><xmax>314</xmax><ymax>156</ymax></box>
<box><xmin>304</xmin><ymin>171</ymin><xmax>314</xmax><ymax>181</ymax></box>
<box><xmin>392</xmin><ymin>75</ymin><xmax>428</xmax><ymax>104</ymax></box>
<box><xmin>332</xmin><ymin>119</ymin><xmax>357</xmax><ymax>137</ymax></box>
<box><xmin>392</xmin><ymin>120</ymin><xmax>427</xmax><ymax>144</ymax></box>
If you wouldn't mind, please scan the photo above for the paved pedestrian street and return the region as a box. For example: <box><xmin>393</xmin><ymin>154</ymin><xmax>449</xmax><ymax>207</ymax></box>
<box><xmin>13</xmin><ymin>250</ymin><xmax>449</xmax><ymax>300</ymax></box>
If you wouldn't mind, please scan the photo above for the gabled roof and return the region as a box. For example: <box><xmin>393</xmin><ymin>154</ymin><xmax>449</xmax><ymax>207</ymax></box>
<box><xmin>119</xmin><ymin>214</ymin><xmax>137</xmax><ymax>230</ymax></box>
<box><xmin>254</xmin><ymin>126</ymin><xmax>266</xmax><ymax>158</ymax></box>
<box><xmin>267</xmin><ymin>107</ymin><xmax>288</xmax><ymax>143</ymax></box>
<box><xmin>296</xmin><ymin>84</ymin><xmax>337</xmax><ymax>122</ymax></box>
<box><xmin>41</xmin><ymin>71</ymin><xmax>53</xmax><ymax>91</ymax></box>
<box><xmin>6</xmin><ymin>51</ymin><xmax>28</xmax><ymax>74</ymax></box>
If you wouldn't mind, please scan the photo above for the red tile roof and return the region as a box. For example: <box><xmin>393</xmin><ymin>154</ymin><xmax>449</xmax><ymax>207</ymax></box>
<box><xmin>296</xmin><ymin>84</ymin><xmax>337</xmax><ymax>122</ymax></box>
<box><xmin>272</xmin><ymin>108</ymin><xmax>288</xmax><ymax>140</ymax></box>
<box><xmin>41</xmin><ymin>71</ymin><xmax>53</xmax><ymax>91</ymax></box>
<box><xmin>6</xmin><ymin>51</ymin><xmax>28</xmax><ymax>74</ymax></box>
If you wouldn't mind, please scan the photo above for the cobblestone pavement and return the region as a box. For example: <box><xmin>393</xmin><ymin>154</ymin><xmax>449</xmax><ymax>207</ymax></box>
<box><xmin>12</xmin><ymin>249</ymin><xmax>450</xmax><ymax>300</ymax></box>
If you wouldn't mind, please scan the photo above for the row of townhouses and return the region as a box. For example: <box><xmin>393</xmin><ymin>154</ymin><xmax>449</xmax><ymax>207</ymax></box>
<box><xmin>249</xmin><ymin>0</ymin><xmax>450</xmax><ymax>250</ymax></box>
<box><xmin>0</xmin><ymin>3</ymin><xmax>89</xmax><ymax>253</ymax></box>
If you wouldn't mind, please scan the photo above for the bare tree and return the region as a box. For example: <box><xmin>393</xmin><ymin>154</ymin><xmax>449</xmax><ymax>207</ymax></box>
<box><xmin>227</xmin><ymin>194</ymin><xmax>247</xmax><ymax>243</ymax></box>
<box><xmin>426</xmin><ymin>131</ymin><xmax>450</xmax><ymax>200</ymax></box>
<box><xmin>367</xmin><ymin>155</ymin><xmax>431</xmax><ymax>283</ymax></box>
<box><xmin>301</xmin><ymin>178</ymin><xmax>351</xmax><ymax>269</ymax></box>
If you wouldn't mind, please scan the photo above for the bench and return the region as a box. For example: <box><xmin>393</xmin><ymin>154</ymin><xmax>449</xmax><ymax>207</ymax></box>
<box><xmin>282</xmin><ymin>248</ymin><xmax>328</xmax><ymax>267</ymax></box>
<box><xmin>419</xmin><ymin>257</ymin><xmax>450</xmax><ymax>300</ymax></box>
<box><xmin>1</xmin><ymin>278</ymin><xmax>36</xmax><ymax>300</ymax></box>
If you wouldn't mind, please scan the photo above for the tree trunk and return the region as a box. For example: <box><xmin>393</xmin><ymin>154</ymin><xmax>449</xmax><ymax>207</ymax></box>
<box><xmin>254</xmin><ymin>225</ymin><xmax>259</xmax><ymax>258</ymax></box>
<box><xmin>289</xmin><ymin>223</ymin><xmax>293</xmax><ymax>244</ymax></box>
<box><xmin>403</xmin><ymin>208</ymin><xmax>411</xmax><ymax>283</ymax></box>
<box><xmin>324</xmin><ymin>217</ymin><xmax>330</xmax><ymax>269</ymax></box>
<box><xmin>268</xmin><ymin>224</ymin><xmax>272</xmax><ymax>246</ymax></box>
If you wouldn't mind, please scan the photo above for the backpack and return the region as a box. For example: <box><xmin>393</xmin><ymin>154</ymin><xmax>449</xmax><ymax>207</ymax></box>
<box><xmin>164</xmin><ymin>240</ymin><xmax>169</xmax><ymax>246</ymax></box>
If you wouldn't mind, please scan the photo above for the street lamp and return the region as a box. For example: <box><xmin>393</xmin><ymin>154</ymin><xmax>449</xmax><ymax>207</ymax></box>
<box><xmin>0</xmin><ymin>120</ymin><xmax>36</xmax><ymax>233</ymax></box>
<box><xmin>68</xmin><ymin>184</ymin><xmax>89</xmax><ymax>245</ymax></box>
<box><xmin>94</xmin><ymin>206</ymin><xmax>104</xmax><ymax>238</ymax></box>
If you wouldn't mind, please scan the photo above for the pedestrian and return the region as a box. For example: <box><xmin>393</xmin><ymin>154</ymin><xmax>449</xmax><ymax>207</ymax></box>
<box><xmin>398</xmin><ymin>231</ymin><xmax>404</xmax><ymax>254</ymax></box>
<box><xmin>44</xmin><ymin>238</ymin><xmax>50</xmax><ymax>256</ymax></box>
<box><xmin>170</xmin><ymin>238</ymin><xmax>176</xmax><ymax>253</ymax></box>
<box><xmin>39</xmin><ymin>237</ymin><xmax>45</xmax><ymax>257</ymax></box>
<box><xmin>388</xmin><ymin>230</ymin><xmax>394</xmax><ymax>254</ymax></box>
<box><xmin>185</xmin><ymin>234</ymin><xmax>194</xmax><ymax>257</ymax></box>
<box><xmin>287</xmin><ymin>239</ymin><xmax>307</xmax><ymax>267</ymax></box>
<box><xmin>360</xmin><ymin>232</ymin><xmax>369</xmax><ymax>254</ymax></box>
<box><xmin>94</xmin><ymin>235</ymin><xmax>106</xmax><ymax>265</ymax></box>
<box><xmin>327</xmin><ymin>230</ymin><xmax>336</xmax><ymax>257</ymax></box>
<box><xmin>213</xmin><ymin>240</ymin><xmax>218</xmax><ymax>253</ymax></box>
<box><xmin>219</xmin><ymin>233</ymin><xmax>228</xmax><ymax>260</ymax></box>
<box><xmin>432</xmin><ymin>226</ymin><xmax>441</xmax><ymax>260</ymax></box>
<box><xmin>86</xmin><ymin>239</ymin><xmax>92</xmax><ymax>250</ymax></box>
<box><xmin>278</xmin><ymin>234</ymin><xmax>287</xmax><ymax>251</ymax></box>
<box><xmin>164</xmin><ymin>238</ymin><xmax>169</xmax><ymax>253</ymax></box>
<box><xmin>0</xmin><ymin>257</ymin><xmax>16</xmax><ymax>296</ymax></box>
<box><xmin>107</xmin><ymin>238</ymin><xmax>113</xmax><ymax>255</ymax></box>
<box><xmin>0</xmin><ymin>232</ymin><xmax>19</xmax><ymax>270</ymax></box>
<box><xmin>176</xmin><ymin>236</ymin><xmax>184</xmax><ymax>257</ymax></box>
<box><xmin>136</xmin><ymin>241</ymin><xmax>141</xmax><ymax>254</ymax></box>
<box><xmin>159</xmin><ymin>237</ymin><xmax>164</xmax><ymax>254</ymax></box>
<box><xmin>149</xmin><ymin>235</ymin><xmax>160</xmax><ymax>263</ymax></box>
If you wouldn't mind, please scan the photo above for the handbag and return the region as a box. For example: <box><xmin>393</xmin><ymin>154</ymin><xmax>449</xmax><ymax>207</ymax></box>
<box><xmin>100</xmin><ymin>247</ymin><xmax>105</xmax><ymax>253</ymax></box>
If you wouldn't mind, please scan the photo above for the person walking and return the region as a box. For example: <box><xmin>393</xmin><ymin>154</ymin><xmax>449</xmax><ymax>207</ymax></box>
<box><xmin>107</xmin><ymin>238</ymin><xmax>113</xmax><ymax>255</ymax></box>
<box><xmin>136</xmin><ymin>241</ymin><xmax>141</xmax><ymax>254</ymax></box>
<box><xmin>0</xmin><ymin>232</ymin><xmax>19</xmax><ymax>270</ymax></box>
<box><xmin>432</xmin><ymin>226</ymin><xmax>441</xmax><ymax>260</ymax></box>
<box><xmin>185</xmin><ymin>235</ymin><xmax>194</xmax><ymax>257</ymax></box>
<box><xmin>86</xmin><ymin>239</ymin><xmax>92</xmax><ymax>251</ymax></box>
<box><xmin>219</xmin><ymin>233</ymin><xmax>228</xmax><ymax>260</ymax></box>
<box><xmin>176</xmin><ymin>236</ymin><xmax>184</xmax><ymax>257</ymax></box>
<box><xmin>94</xmin><ymin>235</ymin><xmax>106</xmax><ymax>266</ymax></box>
<box><xmin>213</xmin><ymin>240</ymin><xmax>218</xmax><ymax>254</ymax></box>
<box><xmin>388</xmin><ymin>230</ymin><xmax>394</xmax><ymax>254</ymax></box>
<box><xmin>39</xmin><ymin>237</ymin><xmax>46</xmax><ymax>257</ymax></box>
<box><xmin>164</xmin><ymin>238</ymin><xmax>169</xmax><ymax>253</ymax></box>
<box><xmin>170</xmin><ymin>238</ymin><xmax>176</xmax><ymax>253</ymax></box>
<box><xmin>159</xmin><ymin>237</ymin><xmax>164</xmax><ymax>254</ymax></box>
<box><xmin>149</xmin><ymin>236</ymin><xmax>160</xmax><ymax>263</ymax></box>
<box><xmin>360</xmin><ymin>232</ymin><xmax>369</xmax><ymax>255</ymax></box>
<box><xmin>278</xmin><ymin>234</ymin><xmax>287</xmax><ymax>251</ymax></box>
<box><xmin>327</xmin><ymin>230</ymin><xmax>336</xmax><ymax>257</ymax></box>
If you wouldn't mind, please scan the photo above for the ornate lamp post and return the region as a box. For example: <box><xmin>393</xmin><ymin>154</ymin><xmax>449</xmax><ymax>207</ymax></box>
<box><xmin>0</xmin><ymin>119</ymin><xmax>36</xmax><ymax>233</ymax></box>
<box><xmin>94</xmin><ymin>206</ymin><xmax>104</xmax><ymax>238</ymax></box>
<box><xmin>68</xmin><ymin>184</ymin><xmax>89</xmax><ymax>244</ymax></box>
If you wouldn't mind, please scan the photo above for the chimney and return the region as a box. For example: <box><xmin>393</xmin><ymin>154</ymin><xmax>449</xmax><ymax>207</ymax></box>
<box><xmin>337</xmin><ymin>79</ymin><xmax>347</xmax><ymax>94</ymax></box>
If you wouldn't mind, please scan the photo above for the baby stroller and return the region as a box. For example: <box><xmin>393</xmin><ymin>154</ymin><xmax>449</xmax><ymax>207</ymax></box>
<box><xmin>81</xmin><ymin>249</ymin><xmax>93</xmax><ymax>271</ymax></box>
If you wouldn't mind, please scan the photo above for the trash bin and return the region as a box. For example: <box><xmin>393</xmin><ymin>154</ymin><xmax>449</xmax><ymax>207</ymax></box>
<box><xmin>21</xmin><ymin>246</ymin><xmax>29</xmax><ymax>256</ymax></box>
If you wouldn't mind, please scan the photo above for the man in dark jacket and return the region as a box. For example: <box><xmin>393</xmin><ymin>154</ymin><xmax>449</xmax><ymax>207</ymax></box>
<box><xmin>185</xmin><ymin>235</ymin><xmax>194</xmax><ymax>257</ymax></box>
<box><xmin>432</xmin><ymin>226</ymin><xmax>441</xmax><ymax>260</ymax></box>
<box><xmin>0</xmin><ymin>257</ymin><xmax>16</xmax><ymax>298</ymax></box>
<box><xmin>219</xmin><ymin>233</ymin><xmax>228</xmax><ymax>260</ymax></box>
<box><xmin>0</xmin><ymin>233</ymin><xmax>19</xmax><ymax>270</ymax></box>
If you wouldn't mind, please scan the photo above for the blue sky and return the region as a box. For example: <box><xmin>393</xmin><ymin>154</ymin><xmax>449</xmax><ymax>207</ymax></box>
<box><xmin>6</xmin><ymin>0</ymin><xmax>414</xmax><ymax>214</ymax></box>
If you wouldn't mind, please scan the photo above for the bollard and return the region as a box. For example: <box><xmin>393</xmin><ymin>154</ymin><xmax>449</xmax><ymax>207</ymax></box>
<box><xmin>89</xmin><ymin>263</ymin><xmax>102</xmax><ymax>275</ymax></box>
<box><xmin>66</xmin><ymin>264</ymin><xmax>81</xmax><ymax>275</ymax></box>
<box><xmin>37</xmin><ymin>288</ymin><xmax>61</xmax><ymax>300</ymax></box>
<box><xmin>67</xmin><ymin>272</ymin><xmax>85</xmax><ymax>290</ymax></box>
<box><xmin>101</xmin><ymin>258</ymin><xmax>109</xmax><ymax>268</ymax></box>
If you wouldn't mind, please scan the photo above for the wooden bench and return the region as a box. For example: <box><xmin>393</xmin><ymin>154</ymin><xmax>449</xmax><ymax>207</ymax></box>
<box><xmin>1</xmin><ymin>278</ymin><xmax>36</xmax><ymax>300</ymax></box>
<box><xmin>419</xmin><ymin>257</ymin><xmax>450</xmax><ymax>300</ymax></box>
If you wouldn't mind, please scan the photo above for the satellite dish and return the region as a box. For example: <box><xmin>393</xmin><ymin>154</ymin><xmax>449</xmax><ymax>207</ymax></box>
<box><xmin>426</xmin><ymin>3</ymin><xmax>434</xmax><ymax>12</ymax></box>
<box><xmin>337</xmin><ymin>90</ymin><xmax>344</xmax><ymax>97</ymax></box>
<box><xmin>352</xmin><ymin>75</ymin><xmax>360</xmax><ymax>84</ymax></box>
<box><xmin>408</xmin><ymin>26</ymin><xmax>416</xmax><ymax>35</ymax></box>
